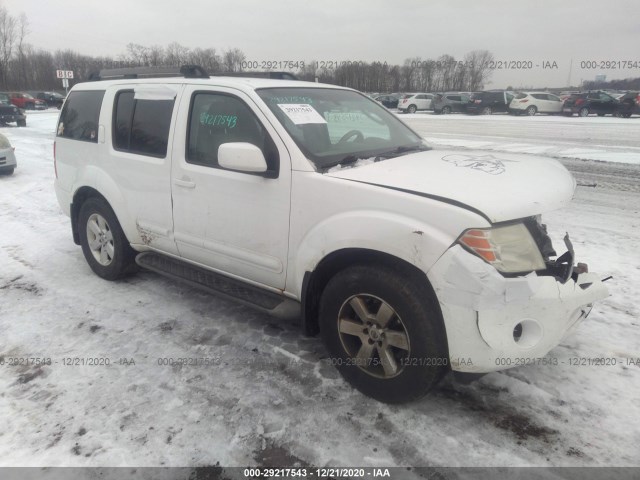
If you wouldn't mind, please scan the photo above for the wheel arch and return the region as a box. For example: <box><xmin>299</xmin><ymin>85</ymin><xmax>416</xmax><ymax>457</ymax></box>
<box><xmin>300</xmin><ymin>248</ymin><xmax>441</xmax><ymax>336</ymax></box>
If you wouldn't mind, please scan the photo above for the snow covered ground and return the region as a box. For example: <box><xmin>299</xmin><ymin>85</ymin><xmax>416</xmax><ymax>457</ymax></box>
<box><xmin>0</xmin><ymin>111</ymin><xmax>639</xmax><ymax>468</ymax></box>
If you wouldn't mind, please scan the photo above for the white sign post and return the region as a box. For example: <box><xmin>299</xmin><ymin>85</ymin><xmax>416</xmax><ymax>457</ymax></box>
<box><xmin>56</xmin><ymin>70</ymin><xmax>74</xmax><ymax>94</ymax></box>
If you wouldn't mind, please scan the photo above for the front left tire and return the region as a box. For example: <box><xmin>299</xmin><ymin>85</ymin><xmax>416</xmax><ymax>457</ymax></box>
<box><xmin>78</xmin><ymin>197</ymin><xmax>138</xmax><ymax>281</ymax></box>
<box><xmin>319</xmin><ymin>264</ymin><xmax>449</xmax><ymax>403</ymax></box>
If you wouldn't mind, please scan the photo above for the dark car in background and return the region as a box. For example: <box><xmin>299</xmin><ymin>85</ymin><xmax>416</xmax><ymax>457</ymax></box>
<box><xmin>432</xmin><ymin>92</ymin><xmax>471</xmax><ymax>114</ymax></box>
<box><xmin>29</xmin><ymin>91</ymin><xmax>66</xmax><ymax>109</ymax></box>
<box><xmin>466</xmin><ymin>91</ymin><xmax>515</xmax><ymax>115</ymax></box>
<box><xmin>615</xmin><ymin>91</ymin><xmax>640</xmax><ymax>118</ymax></box>
<box><xmin>0</xmin><ymin>93</ymin><xmax>27</xmax><ymax>127</ymax></box>
<box><xmin>562</xmin><ymin>91</ymin><xmax>619</xmax><ymax>117</ymax></box>
<box><xmin>374</xmin><ymin>94</ymin><xmax>400</xmax><ymax>109</ymax></box>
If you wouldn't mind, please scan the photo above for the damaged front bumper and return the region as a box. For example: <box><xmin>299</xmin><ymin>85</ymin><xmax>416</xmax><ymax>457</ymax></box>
<box><xmin>427</xmin><ymin>244</ymin><xmax>609</xmax><ymax>373</ymax></box>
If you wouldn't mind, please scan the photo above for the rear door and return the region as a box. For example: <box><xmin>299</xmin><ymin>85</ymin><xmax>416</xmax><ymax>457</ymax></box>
<box><xmin>170</xmin><ymin>86</ymin><xmax>291</xmax><ymax>289</ymax></box>
<box><xmin>102</xmin><ymin>84</ymin><xmax>180</xmax><ymax>255</ymax></box>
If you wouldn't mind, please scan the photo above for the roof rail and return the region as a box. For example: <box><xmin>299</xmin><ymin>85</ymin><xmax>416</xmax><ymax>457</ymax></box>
<box><xmin>88</xmin><ymin>64</ymin><xmax>209</xmax><ymax>81</ymax></box>
<box><xmin>213</xmin><ymin>71</ymin><xmax>299</xmax><ymax>81</ymax></box>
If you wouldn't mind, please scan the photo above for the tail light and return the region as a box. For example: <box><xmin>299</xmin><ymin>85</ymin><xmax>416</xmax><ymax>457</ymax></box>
<box><xmin>519</xmin><ymin>99</ymin><xmax>529</xmax><ymax>103</ymax></box>
<box><xmin>575</xmin><ymin>98</ymin><xmax>584</xmax><ymax>106</ymax></box>
<box><xmin>474</xmin><ymin>99</ymin><xmax>481</xmax><ymax>104</ymax></box>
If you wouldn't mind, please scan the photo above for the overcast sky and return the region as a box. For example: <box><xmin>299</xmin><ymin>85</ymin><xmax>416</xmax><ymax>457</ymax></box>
<box><xmin>4</xmin><ymin>0</ymin><xmax>640</xmax><ymax>88</ymax></box>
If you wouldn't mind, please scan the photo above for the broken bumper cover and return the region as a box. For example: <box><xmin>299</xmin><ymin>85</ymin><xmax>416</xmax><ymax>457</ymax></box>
<box><xmin>427</xmin><ymin>245</ymin><xmax>609</xmax><ymax>373</ymax></box>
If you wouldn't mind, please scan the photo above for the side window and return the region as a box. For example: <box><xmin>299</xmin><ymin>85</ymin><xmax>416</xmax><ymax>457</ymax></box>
<box><xmin>112</xmin><ymin>90</ymin><xmax>174</xmax><ymax>157</ymax></box>
<box><xmin>599</xmin><ymin>93</ymin><xmax>613</xmax><ymax>102</ymax></box>
<box><xmin>449</xmin><ymin>95</ymin><xmax>461</xmax><ymax>102</ymax></box>
<box><xmin>416</xmin><ymin>94</ymin><xmax>427</xmax><ymax>100</ymax></box>
<box><xmin>548</xmin><ymin>94</ymin><xmax>561</xmax><ymax>102</ymax></box>
<box><xmin>187</xmin><ymin>92</ymin><xmax>279</xmax><ymax>173</ymax></box>
<box><xmin>532</xmin><ymin>94</ymin><xmax>546</xmax><ymax>100</ymax></box>
<box><xmin>57</xmin><ymin>90</ymin><xmax>105</xmax><ymax>143</ymax></box>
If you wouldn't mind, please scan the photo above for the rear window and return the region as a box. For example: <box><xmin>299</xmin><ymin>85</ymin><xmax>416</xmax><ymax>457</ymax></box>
<box><xmin>515</xmin><ymin>93</ymin><xmax>527</xmax><ymax>99</ymax></box>
<box><xmin>57</xmin><ymin>90</ymin><xmax>105</xmax><ymax>143</ymax></box>
<box><xmin>113</xmin><ymin>90</ymin><xmax>175</xmax><ymax>157</ymax></box>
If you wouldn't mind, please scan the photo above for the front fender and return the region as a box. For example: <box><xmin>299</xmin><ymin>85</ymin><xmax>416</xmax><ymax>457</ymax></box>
<box><xmin>290</xmin><ymin>210</ymin><xmax>455</xmax><ymax>298</ymax></box>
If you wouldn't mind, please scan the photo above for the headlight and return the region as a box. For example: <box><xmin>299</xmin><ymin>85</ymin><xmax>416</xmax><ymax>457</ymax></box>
<box><xmin>458</xmin><ymin>223</ymin><xmax>546</xmax><ymax>273</ymax></box>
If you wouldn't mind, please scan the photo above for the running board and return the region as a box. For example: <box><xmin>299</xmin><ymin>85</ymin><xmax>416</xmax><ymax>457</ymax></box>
<box><xmin>136</xmin><ymin>252</ymin><xmax>300</xmax><ymax>320</ymax></box>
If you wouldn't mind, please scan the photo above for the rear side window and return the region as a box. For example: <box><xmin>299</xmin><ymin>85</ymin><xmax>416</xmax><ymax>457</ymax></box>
<box><xmin>57</xmin><ymin>90</ymin><xmax>105</xmax><ymax>143</ymax></box>
<box><xmin>113</xmin><ymin>90</ymin><xmax>174</xmax><ymax>157</ymax></box>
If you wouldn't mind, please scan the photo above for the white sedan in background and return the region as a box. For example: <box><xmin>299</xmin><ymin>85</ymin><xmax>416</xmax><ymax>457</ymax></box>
<box><xmin>509</xmin><ymin>92</ymin><xmax>564</xmax><ymax>116</ymax></box>
<box><xmin>0</xmin><ymin>133</ymin><xmax>17</xmax><ymax>175</ymax></box>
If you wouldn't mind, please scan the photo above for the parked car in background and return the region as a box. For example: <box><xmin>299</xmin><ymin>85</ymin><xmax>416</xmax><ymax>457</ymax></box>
<box><xmin>0</xmin><ymin>133</ymin><xmax>17</xmax><ymax>175</ymax></box>
<box><xmin>398</xmin><ymin>93</ymin><xmax>435</xmax><ymax>113</ymax></box>
<box><xmin>509</xmin><ymin>92</ymin><xmax>564</xmax><ymax>116</ymax></box>
<box><xmin>0</xmin><ymin>93</ymin><xmax>27</xmax><ymax>127</ymax></box>
<box><xmin>562</xmin><ymin>91</ymin><xmax>619</xmax><ymax>117</ymax></box>
<box><xmin>374</xmin><ymin>94</ymin><xmax>400</xmax><ymax>109</ymax></box>
<box><xmin>432</xmin><ymin>92</ymin><xmax>471</xmax><ymax>114</ymax></box>
<box><xmin>466</xmin><ymin>91</ymin><xmax>515</xmax><ymax>115</ymax></box>
<box><xmin>615</xmin><ymin>91</ymin><xmax>640</xmax><ymax>118</ymax></box>
<box><xmin>30</xmin><ymin>91</ymin><xmax>66</xmax><ymax>109</ymax></box>
<box><xmin>7</xmin><ymin>92</ymin><xmax>47</xmax><ymax>110</ymax></box>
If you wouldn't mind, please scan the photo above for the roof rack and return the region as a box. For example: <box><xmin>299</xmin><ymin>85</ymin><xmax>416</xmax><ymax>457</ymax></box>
<box><xmin>88</xmin><ymin>65</ymin><xmax>210</xmax><ymax>81</ymax></box>
<box><xmin>213</xmin><ymin>71</ymin><xmax>299</xmax><ymax>81</ymax></box>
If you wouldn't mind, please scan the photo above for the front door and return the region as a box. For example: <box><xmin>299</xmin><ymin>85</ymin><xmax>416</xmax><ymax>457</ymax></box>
<box><xmin>170</xmin><ymin>86</ymin><xmax>291</xmax><ymax>289</ymax></box>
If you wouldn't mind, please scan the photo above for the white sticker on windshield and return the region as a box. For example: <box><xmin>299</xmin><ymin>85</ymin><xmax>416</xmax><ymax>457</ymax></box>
<box><xmin>277</xmin><ymin>104</ymin><xmax>327</xmax><ymax>124</ymax></box>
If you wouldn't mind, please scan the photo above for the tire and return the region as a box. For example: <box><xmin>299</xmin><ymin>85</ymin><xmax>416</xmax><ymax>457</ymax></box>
<box><xmin>407</xmin><ymin>105</ymin><xmax>417</xmax><ymax>114</ymax></box>
<box><xmin>578</xmin><ymin>107</ymin><xmax>589</xmax><ymax>117</ymax></box>
<box><xmin>0</xmin><ymin>167</ymin><xmax>14</xmax><ymax>176</ymax></box>
<box><xmin>623</xmin><ymin>113</ymin><xmax>632</xmax><ymax>118</ymax></box>
<box><xmin>442</xmin><ymin>106</ymin><xmax>452</xmax><ymax>115</ymax></box>
<box><xmin>319</xmin><ymin>264</ymin><xmax>448</xmax><ymax>403</ymax></box>
<box><xmin>481</xmin><ymin>106</ymin><xmax>492</xmax><ymax>115</ymax></box>
<box><xmin>78</xmin><ymin>197</ymin><xmax>138</xmax><ymax>281</ymax></box>
<box><xmin>433</xmin><ymin>109</ymin><xmax>441</xmax><ymax>115</ymax></box>
<box><xmin>17</xmin><ymin>119</ymin><xmax>26</xmax><ymax>127</ymax></box>
<box><xmin>525</xmin><ymin>106</ymin><xmax>537</xmax><ymax>116</ymax></box>
<box><xmin>597</xmin><ymin>113</ymin><xmax>605</xmax><ymax>117</ymax></box>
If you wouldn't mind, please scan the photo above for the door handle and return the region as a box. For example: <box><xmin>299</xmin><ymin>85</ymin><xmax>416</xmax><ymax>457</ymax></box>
<box><xmin>174</xmin><ymin>178</ymin><xmax>196</xmax><ymax>189</ymax></box>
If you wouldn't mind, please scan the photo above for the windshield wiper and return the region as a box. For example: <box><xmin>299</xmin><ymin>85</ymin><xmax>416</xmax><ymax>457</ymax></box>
<box><xmin>376</xmin><ymin>144</ymin><xmax>430</xmax><ymax>159</ymax></box>
<box><xmin>324</xmin><ymin>154</ymin><xmax>363</xmax><ymax>170</ymax></box>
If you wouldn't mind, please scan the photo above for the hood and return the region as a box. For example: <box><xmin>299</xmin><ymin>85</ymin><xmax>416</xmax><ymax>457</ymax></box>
<box><xmin>326</xmin><ymin>149</ymin><xmax>576</xmax><ymax>223</ymax></box>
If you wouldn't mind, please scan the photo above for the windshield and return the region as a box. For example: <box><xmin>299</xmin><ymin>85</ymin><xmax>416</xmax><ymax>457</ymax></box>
<box><xmin>256</xmin><ymin>87</ymin><xmax>427</xmax><ymax>170</ymax></box>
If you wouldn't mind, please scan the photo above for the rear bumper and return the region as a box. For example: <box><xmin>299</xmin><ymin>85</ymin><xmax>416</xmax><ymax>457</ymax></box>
<box><xmin>427</xmin><ymin>245</ymin><xmax>609</xmax><ymax>373</ymax></box>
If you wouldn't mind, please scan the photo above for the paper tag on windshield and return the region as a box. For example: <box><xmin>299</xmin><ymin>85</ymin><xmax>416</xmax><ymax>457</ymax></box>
<box><xmin>277</xmin><ymin>104</ymin><xmax>326</xmax><ymax>124</ymax></box>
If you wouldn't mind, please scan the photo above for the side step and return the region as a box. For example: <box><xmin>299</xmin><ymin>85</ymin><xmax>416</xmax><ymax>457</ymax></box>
<box><xmin>136</xmin><ymin>252</ymin><xmax>300</xmax><ymax>320</ymax></box>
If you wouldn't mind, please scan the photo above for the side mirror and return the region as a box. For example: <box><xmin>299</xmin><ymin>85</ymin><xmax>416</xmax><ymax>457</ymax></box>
<box><xmin>218</xmin><ymin>142</ymin><xmax>267</xmax><ymax>173</ymax></box>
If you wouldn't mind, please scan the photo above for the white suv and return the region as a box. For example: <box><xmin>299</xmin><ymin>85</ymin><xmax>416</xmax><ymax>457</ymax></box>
<box><xmin>509</xmin><ymin>92</ymin><xmax>564</xmax><ymax>116</ymax></box>
<box><xmin>54</xmin><ymin>67</ymin><xmax>608</xmax><ymax>403</ymax></box>
<box><xmin>397</xmin><ymin>93</ymin><xmax>435</xmax><ymax>113</ymax></box>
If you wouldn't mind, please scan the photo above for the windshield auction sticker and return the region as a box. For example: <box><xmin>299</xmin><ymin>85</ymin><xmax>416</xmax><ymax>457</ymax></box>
<box><xmin>277</xmin><ymin>104</ymin><xmax>327</xmax><ymax>124</ymax></box>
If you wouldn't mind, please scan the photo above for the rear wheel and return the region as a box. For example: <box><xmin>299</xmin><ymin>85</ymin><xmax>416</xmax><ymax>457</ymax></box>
<box><xmin>319</xmin><ymin>264</ymin><xmax>449</xmax><ymax>403</ymax></box>
<box><xmin>78</xmin><ymin>197</ymin><xmax>138</xmax><ymax>281</ymax></box>
<box><xmin>481</xmin><ymin>106</ymin><xmax>492</xmax><ymax>115</ymax></box>
<box><xmin>407</xmin><ymin>104</ymin><xmax>417</xmax><ymax>114</ymax></box>
<box><xmin>442</xmin><ymin>106</ymin><xmax>452</xmax><ymax>114</ymax></box>
<box><xmin>525</xmin><ymin>106</ymin><xmax>537</xmax><ymax>116</ymax></box>
<box><xmin>578</xmin><ymin>107</ymin><xmax>589</xmax><ymax>117</ymax></box>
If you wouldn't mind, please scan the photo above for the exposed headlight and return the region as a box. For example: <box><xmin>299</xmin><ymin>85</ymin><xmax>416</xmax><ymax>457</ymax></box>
<box><xmin>458</xmin><ymin>223</ymin><xmax>546</xmax><ymax>273</ymax></box>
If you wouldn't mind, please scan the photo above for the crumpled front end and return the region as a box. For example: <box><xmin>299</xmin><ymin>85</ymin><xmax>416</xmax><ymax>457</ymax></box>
<box><xmin>427</xmin><ymin>244</ymin><xmax>609</xmax><ymax>373</ymax></box>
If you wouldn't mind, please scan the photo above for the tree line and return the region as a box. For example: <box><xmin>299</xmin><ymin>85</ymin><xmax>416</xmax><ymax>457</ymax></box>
<box><xmin>0</xmin><ymin>6</ymin><xmax>495</xmax><ymax>93</ymax></box>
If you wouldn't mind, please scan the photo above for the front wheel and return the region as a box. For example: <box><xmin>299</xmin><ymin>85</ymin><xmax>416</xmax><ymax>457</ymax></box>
<box><xmin>17</xmin><ymin>119</ymin><xmax>26</xmax><ymax>127</ymax></box>
<box><xmin>407</xmin><ymin>105</ymin><xmax>417</xmax><ymax>114</ymax></box>
<box><xmin>78</xmin><ymin>197</ymin><xmax>138</xmax><ymax>281</ymax></box>
<box><xmin>578</xmin><ymin>107</ymin><xmax>589</xmax><ymax>117</ymax></box>
<box><xmin>481</xmin><ymin>106</ymin><xmax>492</xmax><ymax>115</ymax></box>
<box><xmin>319</xmin><ymin>264</ymin><xmax>449</xmax><ymax>403</ymax></box>
<box><xmin>442</xmin><ymin>106</ymin><xmax>452</xmax><ymax>114</ymax></box>
<box><xmin>0</xmin><ymin>167</ymin><xmax>14</xmax><ymax>176</ymax></box>
<box><xmin>526</xmin><ymin>106</ymin><xmax>537</xmax><ymax>116</ymax></box>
